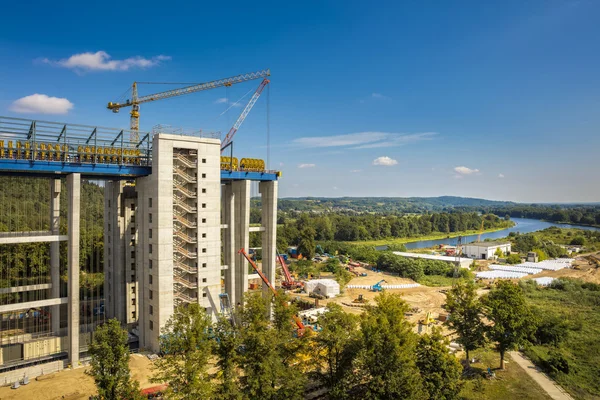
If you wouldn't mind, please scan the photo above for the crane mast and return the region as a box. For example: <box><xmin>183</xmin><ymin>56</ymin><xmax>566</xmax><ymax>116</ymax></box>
<box><xmin>107</xmin><ymin>69</ymin><xmax>270</xmax><ymax>143</ymax></box>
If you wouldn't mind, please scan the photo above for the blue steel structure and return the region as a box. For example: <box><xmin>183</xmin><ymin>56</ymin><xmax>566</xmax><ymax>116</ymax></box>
<box><xmin>0</xmin><ymin>116</ymin><xmax>278</xmax><ymax>181</ymax></box>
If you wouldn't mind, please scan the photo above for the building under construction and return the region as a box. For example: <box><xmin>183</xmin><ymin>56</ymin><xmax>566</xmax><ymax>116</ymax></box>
<box><xmin>0</xmin><ymin>70</ymin><xmax>278</xmax><ymax>378</ymax></box>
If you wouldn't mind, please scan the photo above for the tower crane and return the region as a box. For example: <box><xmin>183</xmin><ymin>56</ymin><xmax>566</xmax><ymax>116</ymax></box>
<box><xmin>107</xmin><ymin>69</ymin><xmax>270</xmax><ymax>143</ymax></box>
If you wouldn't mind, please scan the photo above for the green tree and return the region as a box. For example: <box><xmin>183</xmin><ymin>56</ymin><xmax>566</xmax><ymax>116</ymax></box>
<box><xmin>151</xmin><ymin>304</ymin><xmax>214</xmax><ymax>399</ymax></box>
<box><xmin>481</xmin><ymin>281</ymin><xmax>536</xmax><ymax>369</ymax></box>
<box><xmin>214</xmin><ymin>316</ymin><xmax>243</xmax><ymax>400</ymax></box>
<box><xmin>506</xmin><ymin>253</ymin><xmax>522</xmax><ymax>264</ymax></box>
<box><xmin>416</xmin><ymin>329</ymin><xmax>463</xmax><ymax>400</ymax></box>
<box><xmin>443</xmin><ymin>281</ymin><xmax>486</xmax><ymax>364</ymax></box>
<box><xmin>298</xmin><ymin>226</ymin><xmax>316</xmax><ymax>259</ymax></box>
<box><xmin>570</xmin><ymin>237</ymin><xmax>585</xmax><ymax>246</ymax></box>
<box><xmin>360</xmin><ymin>292</ymin><xmax>425</xmax><ymax>400</ymax></box>
<box><xmin>239</xmin><ymin>292</ymin><xmax>305</xmax><ymax>400</ymax></box>
<box><xmin>494</xmin><ymin>247</ymin><xmax>504</xmax><ymax>258</ymax></box>
<box><xmin>314</xmin><ymin>303</ymin><xmax>361</xmax><ymax>399</ymax></box>
<box><xmin>533</xmin><ymin>248</ymin><xmax>548</xmax><ymax>261</ymax></box>
<box><xmin>87</xmin><ymin>319</ymin><xmax>142</xmax><ymax>400</ymax></box>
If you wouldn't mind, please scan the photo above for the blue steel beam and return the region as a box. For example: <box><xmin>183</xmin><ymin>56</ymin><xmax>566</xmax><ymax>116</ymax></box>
<box><xmin>0</xmin><ymin>159</ymin><xmax>279</xmax><ymax>181</ymax></box>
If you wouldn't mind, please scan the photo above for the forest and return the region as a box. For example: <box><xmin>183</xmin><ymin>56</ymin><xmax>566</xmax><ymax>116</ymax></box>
<box><xmin>272</xmin><ymin>212</ymin><xmax>513</xmax><ymax>258</ymax></box>
<box><xmin>0</xmin><ymin>177</ymin><xmax>104</xmax><ymax>292</ymax></box>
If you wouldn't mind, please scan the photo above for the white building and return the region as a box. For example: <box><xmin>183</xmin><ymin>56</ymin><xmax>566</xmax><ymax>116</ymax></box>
<box><xmin>463</xmin><ymin>241</ymin><xmax>511</xmax><ymax>260</ymax></box>
<box><xmin>392</xmin><ymin>252</ymin><xmax>472</xmax><ymax>269</ymax></box>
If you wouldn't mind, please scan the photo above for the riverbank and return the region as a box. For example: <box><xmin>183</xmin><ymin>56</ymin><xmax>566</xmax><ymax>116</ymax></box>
<box><xmin>343</xmin><ymin>224</ymin><xmax>515</xmax><ymax>247</ymax></box>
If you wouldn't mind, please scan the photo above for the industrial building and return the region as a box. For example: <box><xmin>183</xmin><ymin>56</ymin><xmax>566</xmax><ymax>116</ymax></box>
<box><xmin>392</xmin><ymin>252</ymin><xmax>472</xmax><ymax>269</ymax></box>
<box><xmin>462</xmin><ymin>241</ymin><xmax>511</xmax><ymax>260</ymax></box>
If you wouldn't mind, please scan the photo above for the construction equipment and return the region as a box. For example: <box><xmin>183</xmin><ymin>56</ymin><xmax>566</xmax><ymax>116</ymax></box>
<box><xmin>107</xmin><ymin>69</ymin><xmax>270</xmax><ymax>142</ymax></box>
<box><xmin>353</xmin><ymin>294</ymin><xmax>367</xmax><ymax>304</ymax></box>
<box><xmin>277</xmin><ymin>252</ymin><xmax>303</xmax><ymax>290</ymax></box>
<box><xmin>371</xmin><ymin>280</ymin><xmax>386</xmax><ymax>292</ymax></box>
<box><xmin>219</xmin><ymin>293</ymin><xmax>233</xmax><ymax>317</ymax></box>
<box><xmin>220</xmin><ymin>78</ymin><xmax>270</xmax><ymax>152</ymax></box>
<box><xmin>239</xmin><ymin>248</ymin><xmax>308</xmax><ymax>334</ymax></box>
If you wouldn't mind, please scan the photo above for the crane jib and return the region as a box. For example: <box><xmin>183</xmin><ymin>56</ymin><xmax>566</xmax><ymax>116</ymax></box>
<box><xmin>111</xmin><ymin>69</ymin><xmax>270</xmax><ymax>108</ymax></box>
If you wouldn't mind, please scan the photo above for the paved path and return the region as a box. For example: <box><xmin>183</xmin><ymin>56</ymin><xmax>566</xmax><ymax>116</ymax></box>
<box><xmin>508</xmin><ymin>351</ymin><xmax>573</xmax><ymax>400</ymax></box>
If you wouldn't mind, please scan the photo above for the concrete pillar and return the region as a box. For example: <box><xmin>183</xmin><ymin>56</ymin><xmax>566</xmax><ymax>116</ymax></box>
<box><xmin>260</xmin><ymin>181</ymin><xmax>278</xmax><ymax>299</ymax></box>
<box><xmin>222</xmin><ymin>184</ymin><xmax>236</xmax><ymax>306</ymax></box>
<box><xmin>67</xmin><ymin>173</ymin><xmax>80</xmax><ymax>367</ymax></box>
<box><xmin>49</xmin><ymin>179</ymin><xmax>61</xmax><ymax>334</ymax></box>
<box><xmin>232</xmin><ymin>180</ymin><xmax>250</xmax><ymax>306</ymax></box>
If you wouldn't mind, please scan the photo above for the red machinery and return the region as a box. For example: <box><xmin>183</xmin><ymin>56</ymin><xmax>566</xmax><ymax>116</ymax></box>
<box><xmin>239</xmin><ymin>248</ymin><xmax>307</xmax><ymax>334</ymax></box>
<box><xmin>277</xmin><ymin>252</ymin><xmax>303</xmax><ymax>290</ymax></box>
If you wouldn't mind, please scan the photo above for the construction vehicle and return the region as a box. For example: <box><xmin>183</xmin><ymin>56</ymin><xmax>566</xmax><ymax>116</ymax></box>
<box><xmin>239</xmin><ymin>248</ymin><xmax>309</xmax><ymax>335</ymax></box>
<box><xmin>371</xmin><ymin>280</ymin><xmax>386</xmax><ymax>292</ymax></box>
<box><xmin>277</xmin><ymin>252</ymin><xmax>303</xmax><ymax>290</ymax></box>
<box><xmin>107</xmin><ymin>70</ymin><xmax>270</xmax><ymax>144</ymax></box>
<box><xmin>353</xmin><ymin>294</ymin><xmax>367</xmax><ymax>304</ymax></box>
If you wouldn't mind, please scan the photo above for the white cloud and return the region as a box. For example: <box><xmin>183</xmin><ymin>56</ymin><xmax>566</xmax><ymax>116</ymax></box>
<box><xmin>372</xmin><ymin>156</ymin><xmax>398</xmax><ymax>166</ymax></box>
<box><xmin>350</xmin><ymin>169</ymin><xmax>362</xmax><ymax>173</ymax></box>
<box><xmin>41</xmin><ymin>51</ymin><xmax>170</xmax><ymax>72</ymax></box>
<box><xmin>10</xmin><ymin>94</ymin><xmax>74</xmax><ymax>115</ymax></box>
<box><xmin>293</xmin><ymin>131</ymin><xmax>436</xmax><ymax>149</ymax></box>
<box><xmin>498</xmin><ymin>173</ymin><xmax>505</xmax><ymax>178</ymax></box>
<box><xmin>298</xmin><ymin>163</ymin><xmax>315</xmax><ymax>169</ymax></box>
<box><xmin>215</xmin><ymin>97</ymin><xmax>243</xmax><ymax>107</ymax></box>
<box><xmin>371</xmin><ymin>92</ymin><xmax>391</xmax><ymax>100</ymax></box>
<box><xmin>454</xmin><ymin>166</ymin><xmax>480</xmax><ymax>175</ymax></box>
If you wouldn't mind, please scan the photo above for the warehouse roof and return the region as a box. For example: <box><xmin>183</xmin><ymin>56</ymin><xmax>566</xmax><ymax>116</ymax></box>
<box><xmin>465</xmin><ymin>241</ymin><xmax>511</xmax><ymax>247</ymax></box>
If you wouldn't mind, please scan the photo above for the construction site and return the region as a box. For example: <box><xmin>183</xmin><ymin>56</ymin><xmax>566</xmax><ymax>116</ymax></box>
<box><xmin>0</xmin><ymin>70</ymin><xmax>283</xmax><ymax>386</ymax></box>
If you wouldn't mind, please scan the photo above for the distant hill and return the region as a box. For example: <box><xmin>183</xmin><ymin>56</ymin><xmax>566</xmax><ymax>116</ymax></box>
<box><xmin>270</xmin><ymin>196</ymin><xmax>516</xmax><ymax>213</ymax></box>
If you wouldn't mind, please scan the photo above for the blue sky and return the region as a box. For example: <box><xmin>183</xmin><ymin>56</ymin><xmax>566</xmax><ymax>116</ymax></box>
<box><xmin>1</xmin><ymin>0</ymin><xmax>598</xmax><ymax>202</ymax></box>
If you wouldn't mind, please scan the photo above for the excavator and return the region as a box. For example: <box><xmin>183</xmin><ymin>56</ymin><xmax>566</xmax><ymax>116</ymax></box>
<box><xmin>371</xmin><ymin>280</ymin><xmax>386</xmax><ymax>292</ymax></box>
<box><xmin>239</xmin><ymin>248</ymin><xmax>309</xmax><ymax>335</ymax></box>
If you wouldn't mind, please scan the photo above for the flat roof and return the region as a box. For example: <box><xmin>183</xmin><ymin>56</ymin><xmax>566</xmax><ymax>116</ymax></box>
<box><xmin>465</xmin><ymin>241</ymin><xmax>510</xmax><ymax>247</ymax></box>
<box><xmin>393</xmin><ymin>251</ymin><xmax>471</xmax><ymax>263</ymax></box>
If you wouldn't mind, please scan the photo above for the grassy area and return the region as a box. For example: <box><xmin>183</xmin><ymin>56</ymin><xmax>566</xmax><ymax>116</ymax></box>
<box><xmin>521</xmin><ymin>279</ymin><xmax>600</xmax><ymax>399</ymax></box>
<box><xmin>417</xmin><ymin>275</ymin><xmax>461</xmax><ymax>287</ymax></box>
<box><xmin>343</xmin><ymin>226</ymin><xmax>513</xmax><ymax>247</ymax></box>
<box><xmin>459</xmin><ymin>347</ymin><xmax>551</xmax><ymax>400</ymax></box>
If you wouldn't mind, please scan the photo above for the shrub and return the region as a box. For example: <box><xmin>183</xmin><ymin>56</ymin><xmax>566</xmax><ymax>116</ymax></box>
<box><xmin>546</xmin><ymin>350</ymin><xmax>570</xmax><ymax>375</ymax></box>
<box><xmin>570</xmin><ymin>237</ymin><xmax>585</xmax><ymax>246</ymax></box>
<box><xmin>506</xmin><ymin>254</ymin><xmax>522</xmax><ymax>264</ymax></box>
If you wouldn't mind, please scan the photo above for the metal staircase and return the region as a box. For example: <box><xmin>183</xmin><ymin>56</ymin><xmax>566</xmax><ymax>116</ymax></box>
<box><xmin>173</xmin><ymin>153</ymin><xmax>196</xmax><ymax>168</ymax></box>
<box><xmin>173</xmin><ymin>182</ymin><xmax>196</xmax><ymax>198</ymax></box>
<box><xmin>173</xmin><ymin>167</ymin><xmax>196</xmax><ymax>183</ymax></box>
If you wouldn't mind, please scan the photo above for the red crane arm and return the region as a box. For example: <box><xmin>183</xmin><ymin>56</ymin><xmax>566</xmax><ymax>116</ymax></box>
<box><xmin>238</xmin><ymin>248</ymin><xmax>305</xmax><ymax>331</ymax></box>
<box><xmin>277</xmin><ymin>253</ymin><xmax>293</xmax><ymax>283</ymax></box>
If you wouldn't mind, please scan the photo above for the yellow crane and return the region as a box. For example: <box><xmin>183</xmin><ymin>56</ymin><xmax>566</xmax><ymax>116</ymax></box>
<box><xmin>107</xmin><ymin>69</ymin><xmax>270</xmax><ymax>142</ymax></box>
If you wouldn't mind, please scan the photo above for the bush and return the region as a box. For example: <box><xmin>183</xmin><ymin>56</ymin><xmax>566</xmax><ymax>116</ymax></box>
<box><xmin>535</xmin><ymin>314</ymin><xmax>569</xmax><ymax>346</ymax></box>
<box><xmin>506</xmin><ymin>254</ymin><xmax>522</xmax><ymax>264</ymax></box>
<box><xmin>546</xmin><ymin>350</ymin><xmax>570</xmax><ymax>375</ymax></box>
<box><xmin>570</xmin><ymin>237</ymin><xmax>585</xmax><ymax>246</ymax></box>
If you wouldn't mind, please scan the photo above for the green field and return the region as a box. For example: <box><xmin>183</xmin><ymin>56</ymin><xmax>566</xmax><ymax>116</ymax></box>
<box><xmin>343</xmin><ymin>226</ymin><xmax>512</xmax><ymax>247</ymax></box>
<box><xmin>521</xmin><ymin>279</ymin><xmax>600</xmax><ymax>399</ymax></box>
<box><xmin>459</xmin><ymin>348</ymin><xmax>551</xmax><ymax>400</ymax></box>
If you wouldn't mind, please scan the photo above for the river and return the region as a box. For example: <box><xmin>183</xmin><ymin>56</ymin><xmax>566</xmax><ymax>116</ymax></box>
<box><xmin>377</xmin><ymin>218</ymin><xmax>600</xmax><ymax>250</ymax></box>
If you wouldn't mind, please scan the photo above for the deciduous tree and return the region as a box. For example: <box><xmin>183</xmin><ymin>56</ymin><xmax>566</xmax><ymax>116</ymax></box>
<box><xmin>416</xmin><ymin>329</ymin><xmax>463</xmax><ymax>400</ymax></box>
<box><xmin>443</xmin><ymin>281</ymin><xmax>486</xmax><ymax>363</ymax></box>
<box><xmin>87</xmin><ymin>319</ymin><xmax>142</xmax><ymax>400</ymax></box>
<box><xmin>151</xmin><ymin>304</ymin><xmax>214</xmax><ymax>399</ymax></box>
<box><xmin>482</xmin><ymin>281</ymin><xmax>536</xmax><ymax>369</ymax></box>
<box><xmin>314</xmin><ymin>303</ymin><xmax>361</xmax><ymax>399</ymax></box>
<box><xmin>360</xmin><ymin>292</ymin><xmax>425</xmax><ymax>400</ymax></box>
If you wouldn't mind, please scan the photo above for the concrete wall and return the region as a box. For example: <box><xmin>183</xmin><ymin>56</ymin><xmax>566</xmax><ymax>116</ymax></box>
<box><xmin>464</xmin><ymin>243</ymin><xmax>512</xmax><ymax>259</ymax></box>
<box><xmin>0</xmin><ymin>360</ymin><xmax>66</xmax><ymax>386</ymax></box>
